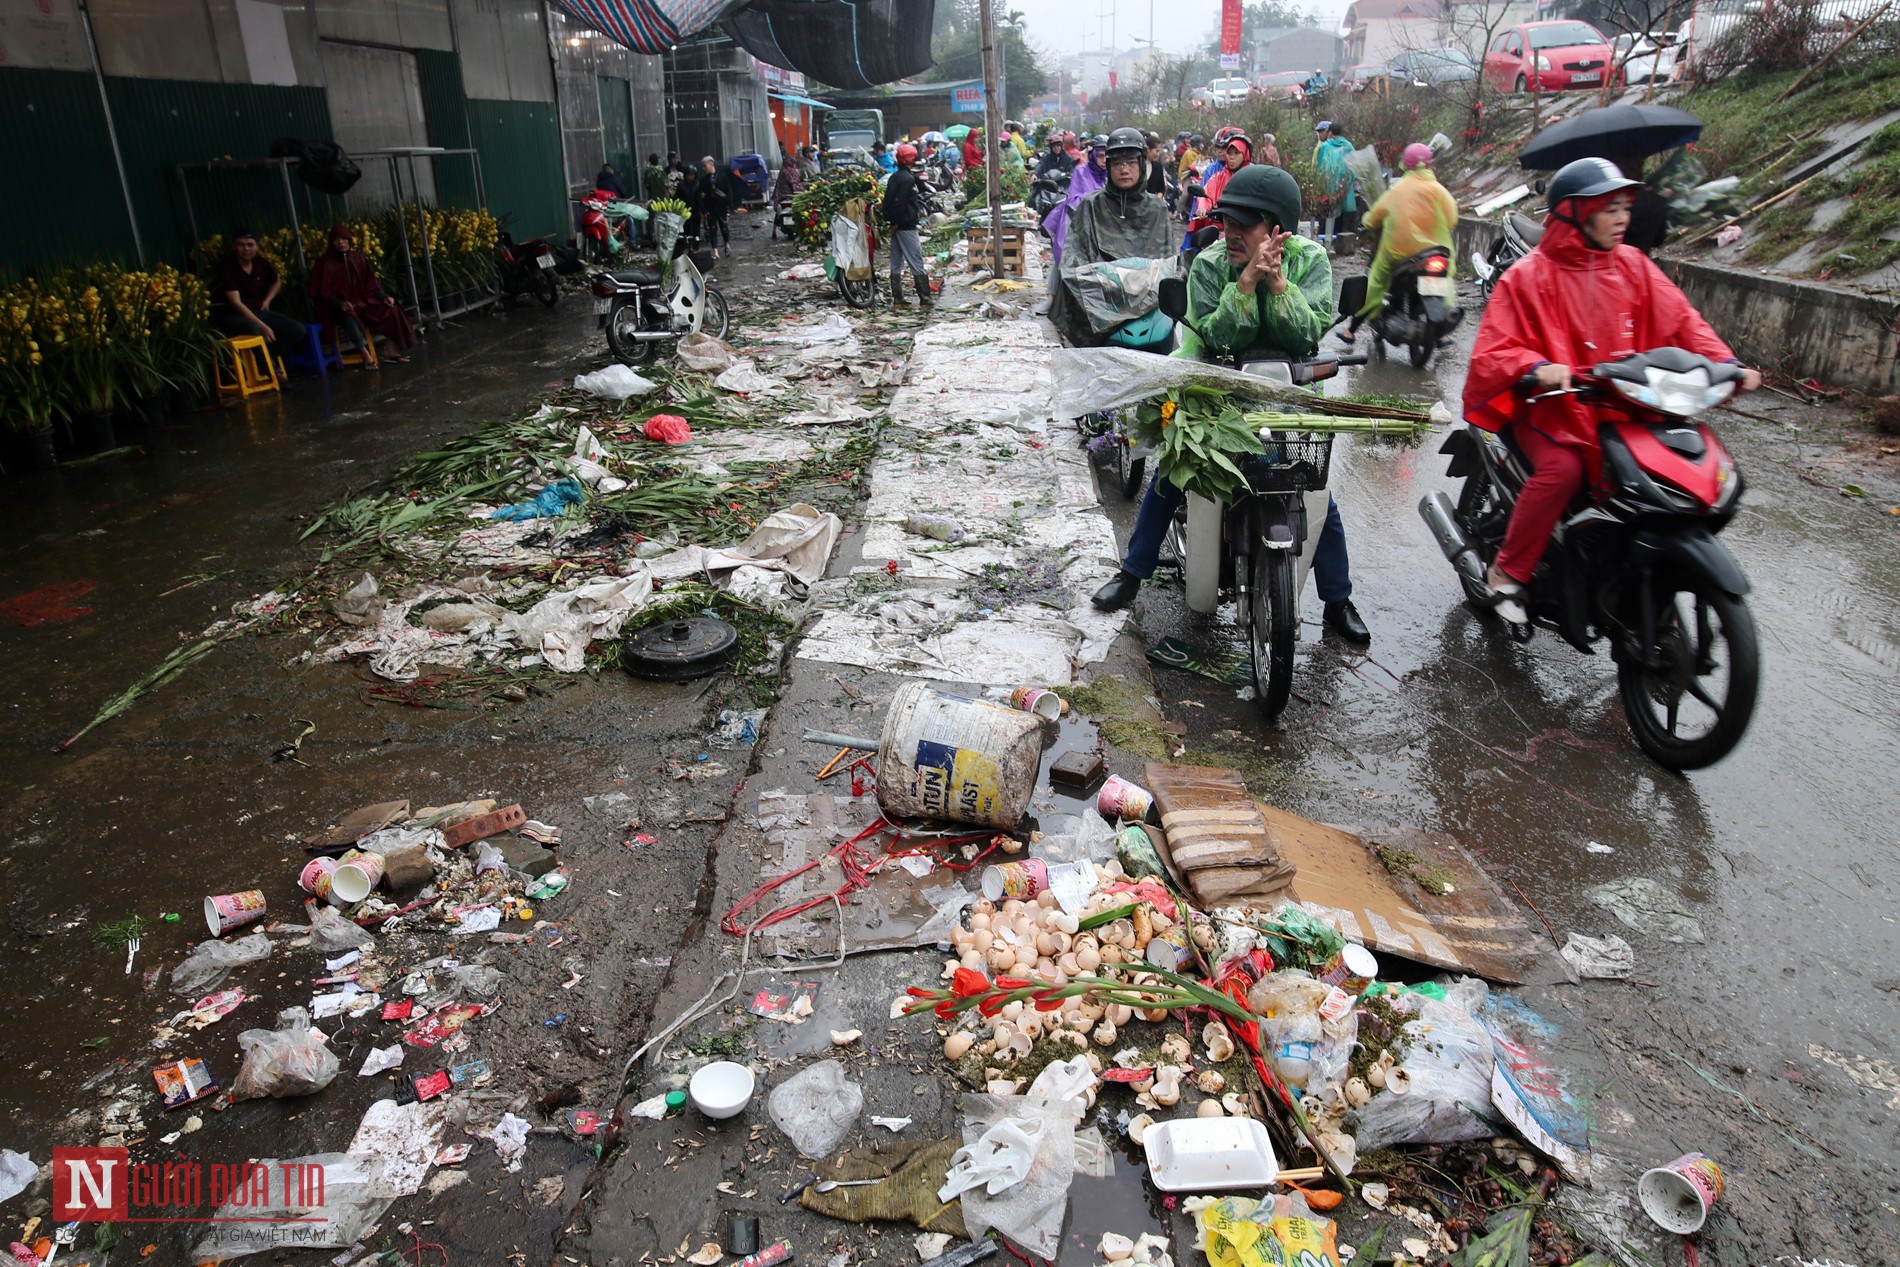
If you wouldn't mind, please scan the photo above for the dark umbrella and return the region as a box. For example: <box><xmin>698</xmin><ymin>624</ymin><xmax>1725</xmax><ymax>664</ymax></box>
<box><xmin>1518</xmin><ymin>104</ymin><xmax>1703</xmax><ymax>171</ymax></box>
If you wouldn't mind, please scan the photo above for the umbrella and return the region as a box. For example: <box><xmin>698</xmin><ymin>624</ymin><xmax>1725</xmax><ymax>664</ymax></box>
<box><xmin>921</xmin><ymin>130</ymin><xmax>947</xmax><ymax>144</ymax></box>
<box><xmin>945</xmin><ymin>124</ymin><xmax>972</xmax><ymax>142</ymax></box>
<box><xmin>1517</xmin><ymin>104</ymin><xmax>1702</xmax><ymax>171</ymax></box>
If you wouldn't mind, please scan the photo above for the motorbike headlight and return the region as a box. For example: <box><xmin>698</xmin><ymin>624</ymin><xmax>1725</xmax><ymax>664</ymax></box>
<box><xmin>1704</xmin><ymin>380</ymin><xmax>1737</xmax><ymax>408</ymax></box>
<box><xmin>1612</xmin><ymin>376</ymin><xmax>1660</xmax><ymax>411</ymax></box>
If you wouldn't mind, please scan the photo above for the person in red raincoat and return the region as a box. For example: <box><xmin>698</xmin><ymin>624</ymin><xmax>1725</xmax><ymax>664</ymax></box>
<box><xmin>309</xmin><ymin>223</ymin><xmax>418</xmax><ymax>364</ymax></box>
<box><xmin>1462</xmin><ymin>158</ymin><xmax>1760</xmax><ymax>606</ymax></box>
<box><xmin>962</xmin><ymin>129</ymin><xmax>984</xmax><ymax>172</ymax></box>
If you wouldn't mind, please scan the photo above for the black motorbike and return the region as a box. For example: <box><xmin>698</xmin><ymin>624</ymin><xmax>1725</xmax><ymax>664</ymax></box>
<box><xmin>590</xmin><ymin>248</ymin><xmax>729</xmax><ymax>364</ymax></box>
<box><xmin>1030</xmin><ymin>169</ymin><xmax>1071</xmax><ymax>224</ymax></box>
<box><xmin>1339</xmin><ymin>244</ymin><xmax>1463</xmax><ymax>369</ymax></box>
<box><xmin>1418</xmin><ymin>347</ymin><xmax>1759</xmax><ymax>769</ymax></box>
<box><xmin>1472</xmin><ymin>210</ymin><xmax>1541</xmax><ymax>303</ymax></box>
<box><xmin>495</xmin><ymin>231</ymin><xmax>558</xmax><ymax>309</ymax></box>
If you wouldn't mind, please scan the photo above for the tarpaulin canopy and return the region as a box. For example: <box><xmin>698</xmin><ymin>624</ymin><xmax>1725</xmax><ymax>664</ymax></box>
<box><xmin>725</xmin><ymin>0</ymin><xmax>937</xmax><ymax>90</ymax></box>
<box><xmin>549</xmin><ymin>0</ymin><xmax>742</xmax><ymax>55</ymax></box>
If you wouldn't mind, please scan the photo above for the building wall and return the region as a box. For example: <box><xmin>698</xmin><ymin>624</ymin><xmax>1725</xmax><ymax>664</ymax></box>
<box><xmin>1259</xmin><ymin>29</ymin><xmax>1343</xmax><ymax>74</ymax></box>
<box><xmin>665</xmin><ymin>36</ymin><xmax>774</xmax><ymax>164</ymax></box>
<box><xmin>0</xmin><ymin>0</ymin><xmax>572</xmax><ymax>267</ymax></box>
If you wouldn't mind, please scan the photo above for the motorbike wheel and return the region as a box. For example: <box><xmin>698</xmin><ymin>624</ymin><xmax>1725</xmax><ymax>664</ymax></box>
<box><xmin>1455</xmin><ymin>472</ymin><xmax>1504</xmax><ymax>609</ymax></box>
<box><xmin>1617</xmin><ymin>579</ymin><xmax>1759</xmax><ymax>770</ymax></box>
<box><xmin>1409</xmin><ymin>340</ymin><xmax>1432</xmax><ymax>369</ymax></box>
<box><xmin>702</xmin><ymin>288</ymin><xmax>731</xmax><ymax>339</ymax></box>
<box><xmin>838</xmin><ymin>274</ymin><xmax>876</xmax><ymax>309</ymax></box>
<box><xmin>530</xmin><ymin>266</ymin><xmax>558</xmax><ymax>309</ymax></box>
<box><xmin>1115</xmin><ymin>441</ymin><xmax>1146</xmax><ymax>500</ymax></box>
<box><xmin>1248</xmin><ymin>549</ymin><xmax>1299</xmax><ymax>722</ymax></box>
<box><xmin>605</xmin><ymin>302</ymin><xmax>654</xmax><ymax>365</ymax></box>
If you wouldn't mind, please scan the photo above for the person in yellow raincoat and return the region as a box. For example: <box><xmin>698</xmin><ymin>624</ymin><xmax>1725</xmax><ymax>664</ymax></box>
<box><xmin>1341</xmin><ymin>142</ymin><xmax>1459</xmax><ymax>343</ymax></box>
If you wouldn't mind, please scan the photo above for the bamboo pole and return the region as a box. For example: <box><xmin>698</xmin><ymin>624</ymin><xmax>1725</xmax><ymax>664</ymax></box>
<box><xmin>1774</xmin><ymin>1</ymin><xmax>1894</xmax><ymax>104</ymax></box>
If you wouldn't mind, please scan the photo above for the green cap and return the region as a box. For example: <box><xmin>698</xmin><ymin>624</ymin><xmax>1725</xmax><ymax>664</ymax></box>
<box><xmin>665</xmin><ymin>1089</ymin><xmax>688</xmax><ymax>1110</ymax></box>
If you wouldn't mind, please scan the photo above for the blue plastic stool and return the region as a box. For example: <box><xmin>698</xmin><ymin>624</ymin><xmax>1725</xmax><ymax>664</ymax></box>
<box><xmin>282</xmin><ymin>323</ymin><xmax>340</xmax><ymax>377</ymax></box>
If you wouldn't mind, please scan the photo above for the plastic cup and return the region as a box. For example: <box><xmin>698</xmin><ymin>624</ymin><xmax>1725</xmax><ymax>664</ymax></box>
<box><xmin>981</xmin><ymin>859</ymin><xmax>1050</xmax><ymax>901</ymax></box>
<box><xmin>330</xmin><ymin>850</ymin><xmax>386</xmax><ymax>905</ymax></box>
<box><xmin>1009</xmin><ymin>686</ymin><xmax>1062</xmax><ymax>721</ymax></box>
<box><xmin>1639</xmin><ymin>1153</ymin><xmax>1725</xmax><ymax>1234</ymax></box>
<box><xmin>298</xmin><ymin>857</ymin><xmax>337</xmax><ymax>901</ymax></box>
<box><xmin>1098</xmin><ymin>775</ymin><xmax>1154</xmax><ymax>822</ymax></box>
<box><xmin>204</xmin><ymin>890</ymin><xmax>267</xmax><ymax>937</ymax></box>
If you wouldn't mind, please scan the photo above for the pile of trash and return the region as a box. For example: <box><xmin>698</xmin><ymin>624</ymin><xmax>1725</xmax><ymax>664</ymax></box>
<box><xmin>612</xmin><ymin>683</ymin><xmax>1725</xmax><ymax>1267</ymax></box>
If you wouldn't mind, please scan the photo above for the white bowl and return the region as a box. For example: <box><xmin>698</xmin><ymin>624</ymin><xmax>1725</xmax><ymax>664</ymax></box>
<box><xmin>689</xmin><ymin>1061</ymin><xmax>756</xmax><ymax>1119</ymax></box>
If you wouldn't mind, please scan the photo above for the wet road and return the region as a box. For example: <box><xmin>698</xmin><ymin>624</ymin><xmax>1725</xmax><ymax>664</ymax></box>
<box><xmin>1104</xmin><ymin>312</ymin><xmax>1900</xmax><ymax>1258</ymax></box>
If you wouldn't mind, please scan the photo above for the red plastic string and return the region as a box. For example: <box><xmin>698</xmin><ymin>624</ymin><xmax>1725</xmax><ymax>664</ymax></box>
<box><xmin>720</xmin><ymin>817</ymin><xmax>891</xmax><ymax>936</ymax></box>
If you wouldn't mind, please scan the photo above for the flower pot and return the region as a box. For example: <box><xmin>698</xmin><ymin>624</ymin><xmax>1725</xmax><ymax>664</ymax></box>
<box><xmin>72</xmin><ymin>410</ymin><xmax>116</xmax><ymax>454</ymax></box>
<box><xmin>136</xmin><ymin>393</ymin><xmax>170</xmax><ymax>429</ymax></box>
<box><xmin>12</xmin><ymin>428</ymin><xmax>58</xmax><ymax>470</ymax></box>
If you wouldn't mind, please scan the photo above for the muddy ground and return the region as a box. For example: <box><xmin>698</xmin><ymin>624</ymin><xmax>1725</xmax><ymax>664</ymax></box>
<box><xmin>2</xmin><ymin>211</ymin><xmax>1897</xmax><ymax>1267</ymax></box>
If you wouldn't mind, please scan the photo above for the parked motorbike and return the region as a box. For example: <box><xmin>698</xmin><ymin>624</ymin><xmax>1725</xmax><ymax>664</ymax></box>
<box><xmin>1471</xmin><ymin>209</ymin><xmax>1541</xmax><ymax>303</ymax></box>
<box><xmin>1155</xmin><ymin>276</ymin><xmax>1365</xmax><ymax>720</ymax></box>
<box><xmin>495</xmin><ymin>230</ymin><xmax>558</xmax><ymax>309</ymax></box>
<box><xmin>576</xmin><ymin>190</ymin><xmax>643</xmax><ymax>262</ymax></box>
<box><xmin>590</xmin><ymin>249</ymin><xmax>729</xmax><ymax>364</ymax></box>
<box><xmin>1338</xmin><ymin>243</ymin><xmax>1463</xmax><ymax>369</ymax></box>
<box><xmin>1418</xmin><ymin>346</ymin><xmax>1759</xmax><ymax>769</ymax></box>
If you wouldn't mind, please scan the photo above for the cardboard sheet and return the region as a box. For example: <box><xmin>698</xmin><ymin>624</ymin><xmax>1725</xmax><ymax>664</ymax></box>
<box><xmin>1264</xmin><ymin>808</ymin><xmax>1565</xmax><ymax>986</ymax></box>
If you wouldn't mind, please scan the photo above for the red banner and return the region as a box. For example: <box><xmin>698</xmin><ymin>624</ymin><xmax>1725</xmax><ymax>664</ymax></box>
<box><xmin>1109</xmin><ymin>70</ymin><xmax>1118</xmax><ymax>90</ymax></box>
<box><xmin>1220</xmin><ymin>0</ymin><xmax>1243</xmax><ymax>57</ymax></box>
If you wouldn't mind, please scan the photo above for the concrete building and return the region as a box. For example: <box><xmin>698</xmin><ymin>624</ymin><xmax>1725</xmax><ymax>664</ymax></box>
<box><xmin>1254</xmin><ymin>27</ymin><xmax>1344</xmax><ymax>74</ymax></box>
<box><xmin>0</xmin><ymin>0</ymin><xmax>777</xmax><ymax>268</ymax></box>
<box><xmin>1341</xmin><ymin>0</ymin><xmax>1446</xmax><ymax>66</ymax></box>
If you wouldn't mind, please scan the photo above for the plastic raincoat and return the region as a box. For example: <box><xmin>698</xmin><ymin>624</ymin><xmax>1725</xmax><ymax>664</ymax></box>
<box><xmin>1044</xmin><ymin>148</ymin><xmax>1106</xmax><ymax>269</ymax></box>
<box><xmin>1049</xmin><ymin>156</ymin><xmax>1175</xmax><ymax>347</ymax></box>
<box><xmin>1314</xmin><ymin>136</ymin><xmax>1358</xmax><ymax>214</ymax></box>
<box><xmin>1175</xmin><ymin>234</ymin><xmax>1333</xmax><ymax>362</ymax></box>
<box><xmin>1354</xmin><ymin>167</ymin><xmax>1460</xmax><ymax>320</ymax></box>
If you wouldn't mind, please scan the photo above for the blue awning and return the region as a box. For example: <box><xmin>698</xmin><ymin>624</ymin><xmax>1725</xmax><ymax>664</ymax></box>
<box><xmin>768</xmin><ymin>91</ymin><xmax>836</xmax><ymax>110</ymax></box>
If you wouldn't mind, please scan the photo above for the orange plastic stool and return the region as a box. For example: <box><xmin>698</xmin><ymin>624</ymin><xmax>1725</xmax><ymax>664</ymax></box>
<box><xmin>215</xmin><ymin>335</ymin><xmax>284</xmax><ymax>398</ymax></box>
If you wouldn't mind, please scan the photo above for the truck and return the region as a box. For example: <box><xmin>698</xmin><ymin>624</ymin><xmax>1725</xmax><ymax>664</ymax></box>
<box><xmin>823</xmin><ymin>109</ymin><xmax>885</xmax><ymax>161</ymax></box>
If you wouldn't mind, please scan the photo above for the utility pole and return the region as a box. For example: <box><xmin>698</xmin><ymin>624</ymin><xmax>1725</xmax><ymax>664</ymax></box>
<box><xmin>980</xmin><ymin>0</ymin><xmax>1003</xmax><ymax>253</ymax></box>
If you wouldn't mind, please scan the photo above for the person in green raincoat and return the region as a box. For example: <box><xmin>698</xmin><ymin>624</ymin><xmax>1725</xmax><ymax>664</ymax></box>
<box><xmin>1091</xmin><ymin>164</ymin><xmax>1371</xmax><ymax>645</ymax></box>
<box><xmin>1313</xmin><ymin>121</ymin><xmax>1358</xmax><ymax>244</ymax></box>
<box><xmin>1341</xmin><ymin>142</ymin><xmax>1460</xmax><ymax>342</ymax></box>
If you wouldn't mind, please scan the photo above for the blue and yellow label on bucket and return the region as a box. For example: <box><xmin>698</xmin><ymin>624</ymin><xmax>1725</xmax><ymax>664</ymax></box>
<box><xmin>913</xmin><ymin>739</ymin><xmax>1004</xmax><ymax>823</ymax></box>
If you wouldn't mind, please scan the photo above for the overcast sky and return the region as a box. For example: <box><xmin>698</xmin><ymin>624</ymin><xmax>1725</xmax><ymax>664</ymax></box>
<box><xmin>1004</xmin><ymin>0</ymin><xmax>1351</xmax><ymax>60</ymax></box>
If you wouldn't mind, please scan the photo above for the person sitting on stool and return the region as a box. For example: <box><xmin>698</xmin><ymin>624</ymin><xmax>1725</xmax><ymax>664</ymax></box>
<box><xmin>213</xmin><ymin>227</ymin><xmax>306</xmax><ymax>349</ymax></box>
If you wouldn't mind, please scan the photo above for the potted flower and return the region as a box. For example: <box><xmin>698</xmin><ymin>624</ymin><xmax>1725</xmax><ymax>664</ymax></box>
<box><xmin>0</xmin><ymin>281</ymin><xmax>60</xmax><ymax>468</ymax></box>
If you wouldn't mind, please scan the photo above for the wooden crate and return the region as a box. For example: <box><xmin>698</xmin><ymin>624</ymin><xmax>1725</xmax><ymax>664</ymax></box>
<box><xmin>966</xmin><ymin>225</ymin><xmax>1027</xmax><ymax>278</ymax></box>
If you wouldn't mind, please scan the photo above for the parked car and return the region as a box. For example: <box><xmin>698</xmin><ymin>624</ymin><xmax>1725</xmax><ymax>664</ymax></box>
<box><xmin>1193</xmin><ymin>76</ymin><xmax>1254</xmax><ymax>107</ymax></box>
<box><xmin>1612</xmin><ymin>32</ymin><xmax>1677</xmax><ymax>84</ymax></box>
<box><xmin>1484</xmin><ymin>20</ymin><xmax>1614</xmax><ymax>92</ymax></box>
<box><xmin>1340</xmin><ymin>62</ymin><xmax>1390</xmax><ymax>92</ymax></box>
<box><xmin>1387</xmin><ymin>46</ymin><xmax>1478</xmax><ymax>85</ymax></box>
<box><xmin>1253</xmin><ymin>71</ymin><xmax>1311</xmax><ymax>100</ymax></box>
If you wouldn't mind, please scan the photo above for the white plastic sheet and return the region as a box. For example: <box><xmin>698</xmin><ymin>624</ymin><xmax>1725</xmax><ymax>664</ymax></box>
<box><xmin>573</xmin><ymin>364</ymin><xmax>657</xmax><ymax>400</ymax></box>
<box><xmin>1045</xmin><ymin>347</ymin><xmax>1317</xmax><ymax>420</ymax></box>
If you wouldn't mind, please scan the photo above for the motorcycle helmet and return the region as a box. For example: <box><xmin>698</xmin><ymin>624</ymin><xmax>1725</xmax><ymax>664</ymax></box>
<box><xmin>895</xmin><ymin>143</ymin><xmax>918</xmax><ymax>167</ymax></box>
<box><xmin>1105</xmin><ymin>126</ymin><xmax>1146</xmax><ymax>157</ymax></box>
<box><xmin>1401</xmin><ymin>142</ymin><xmax>1434</xmax><ymax>170</ymax></box>
<box><xmin>1211</xmin><ymin>125</ymin><xmax>1245</xmax><ymax>150</ymax></box>
<box><xmin>1546</xmin><ymin>156</ymin><xmax>1641</xmax><ymax>226</ymax></box>
<box><xmin>1212</xmin><ymin>164</ymin><xmax>1302</xmax><ymax>234</ymax></box>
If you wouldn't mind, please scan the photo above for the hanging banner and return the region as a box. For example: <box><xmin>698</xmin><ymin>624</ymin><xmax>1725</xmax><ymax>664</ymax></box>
<box><xmin>1220</xmin><ymin>0</ymin><xmax>1243</xmax><ymax>68</ymax></box>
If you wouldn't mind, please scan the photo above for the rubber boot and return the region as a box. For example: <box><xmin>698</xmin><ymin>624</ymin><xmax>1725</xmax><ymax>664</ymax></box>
<box><xmin>915</xmin><ymin>275</ymin><xmax>934</xmax><ymax>307</ymax></box>
<box><xmin>890</xmin><ymin>276</ymin><xmax>910</xmax><ymax>306</ymax></box>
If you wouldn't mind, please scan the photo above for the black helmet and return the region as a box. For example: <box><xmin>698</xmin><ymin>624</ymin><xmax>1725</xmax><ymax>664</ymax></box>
<box><xmin>1105</xmin><ymin>126</ymin><xmax>1146</xmax><ymax>158</ymax></box>
<box><xmin>1546</xmin><ymin>157</ymin><xmax>1640</xmax><ymax>219</ymax></box>
<box><xmin>1213</xmin><ymin>164</ymin><xmax>1302</xmax><ymax>233</ymax></box>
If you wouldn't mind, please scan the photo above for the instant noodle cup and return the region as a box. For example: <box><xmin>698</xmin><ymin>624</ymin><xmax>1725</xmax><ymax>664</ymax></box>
<box><xmin>204</xmin><ymin>890</ymin><xmax>267</xmax><ymax>936</ymax></box>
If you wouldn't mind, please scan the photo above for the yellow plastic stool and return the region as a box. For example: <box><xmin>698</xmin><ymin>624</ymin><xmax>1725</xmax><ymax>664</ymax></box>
<box><xmin>215</xmin><ymin>335</ymin><xmax>285</xmax><ymax>398</ymax></box>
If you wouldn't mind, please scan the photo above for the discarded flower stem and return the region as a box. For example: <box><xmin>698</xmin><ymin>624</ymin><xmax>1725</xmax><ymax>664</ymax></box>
<box><xmin>58</xmin><ymin>632</ymin><xmax>237</xmax><ymax>751</ymax></box>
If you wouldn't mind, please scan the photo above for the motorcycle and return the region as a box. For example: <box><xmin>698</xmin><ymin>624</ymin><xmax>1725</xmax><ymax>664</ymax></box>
<box><xmin>1338</xmin><ymin>243</ymin><xmax>1463</xmax><ymax>369</ymax></box>
<box><xmin>1471</xmin><ymin>209</ymin><xmax>1541</xmax><ymax>303</ymax></box>
<box><xmin>1417</xmin><ymin>346</ymin><xmax>1759</xmax><ymax>769</ymax></box>
<box><xmin>1154</xmin><ymin>275</ymin><xmax>1365</xmax><ymax>720</ymax></box>
<box><xmin>576</xmin><ymin>191</ymin><xmax>643</xmax><ymax>262</ymax></box>
<box><xmin>495</xmin><ymin>230</ymin><xmax>558</xmax><ymax>309</ymax></box>
<box><xmin>590</xmin><ymin>249</ymin><xmax>729</xmax><ymax>364</ymax></box>
<box><xmin>1030</xmin><ymin>169</ymin><xmax>1071</xmax><ymax>224</ymax></box>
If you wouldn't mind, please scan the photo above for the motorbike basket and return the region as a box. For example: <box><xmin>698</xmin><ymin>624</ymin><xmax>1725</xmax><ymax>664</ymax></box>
<box><xmin>1240</xmin><ymin>432</ymin><xmax>1334</xmax><ymax>493</ymax></box>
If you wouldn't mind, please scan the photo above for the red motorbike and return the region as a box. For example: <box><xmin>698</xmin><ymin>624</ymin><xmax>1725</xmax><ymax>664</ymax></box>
<box><xmin>576</xmin><ymin>189</ymin><xmax>638</xmax><ymax>261</ymax></box>
<box><xmin>1418</xmin><ymin>347</ymin><xmax>1759</xmax><ymax>769</ymax></box>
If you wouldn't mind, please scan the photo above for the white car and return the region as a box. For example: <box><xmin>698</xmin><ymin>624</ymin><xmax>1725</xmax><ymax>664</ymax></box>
<box><xmin>1194</xmin><ymin>77</ymin><xmax>1254</xmax><ymax>107</ymax></box>
<box><xmin>1613</xmin><ymin>32</ymin><xmax>1677</xmax><ymax>83</ymax></box>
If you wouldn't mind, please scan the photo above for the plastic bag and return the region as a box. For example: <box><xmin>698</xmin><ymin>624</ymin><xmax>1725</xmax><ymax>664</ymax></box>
<box><xmin>955</xmin><ymin>1091</ymin><xmax>1081</xmax><ymax>1259</ymax></box>
<box><xmin>1247</xmin><ymin>972</ymin><xmax>1355</xmax><ymax>1099</ymax></box>
<box><xmin>0</xmin><ymin>1150</ymin><xmax>34</xmax><ymax>1205</ymax></box>
<box><xmin>1188</xmin><ymin>1193</ymin><xmax>1340</xmax><ymax>1267</ymax></box>
<box><xmin>652</xmin><ymin>211</ymin><xmax>685</xmax><ymax>266</ymax></box>
<box><xmin>1043</xmin><ymin>347</ymin><xmax>1317</xmax><ymax>422</ymax></box>
<box><xmin>1351</xmin><ymin>996</ymin><xmax>1496</xmax><ymax>1149</ymax></box>
<box><xmin>573</xmin><ymin>364</ymin><xmax>657</xmax><ymax>401</ymax></box>
<box><xmin>1060</xmin><ymin>255</ymin><xmax>1176</xmax><ymax>335</ymax></box>
<box><xmin>1344</xmin><ymin>145</ymin><xmax>1387</xmax><ymax>209</ymax></box>
<box><xmin>490</xmin><ymin>477</ymin><xmax>585</xmax><ymax>522</ymax></box>
<box><xmin>232</xmin><ymin>1007</ymin><xmax>341</xmax><ymax>1101</ymax></box>
<box><xmin>677</xmin><ymin>332</ymin><xmax>737</xmax><ymax>373</ymax></box>
<box><xmin>171</xmin><ymin>931</ymin><xmax>271</xmax><ymax>995</ymax></box>
<box><xmin>829</xmin><ymin>211</ymin><xmax>870</xmax><ymax>277</ymax></box>
<box><xmin>768</xmin><ymin>1059</ymin><xmax>864</xmax><ymax>1157</ymax></box>
<box><xmin>310</xmin><ymin>906</ymin><xmax>374</xmax><ymax>952</ymax></box>
<box><xmin>190</xmin><ymin>1152</ymin><xmax>386</xmax><ymax>1260</ymax></box>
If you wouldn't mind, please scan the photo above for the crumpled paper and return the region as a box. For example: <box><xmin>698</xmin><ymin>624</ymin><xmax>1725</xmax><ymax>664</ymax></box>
<box><xmin>645</xmin><ymin>503</ymin><xmax>841</xmax><ymax>588</ymax></box>
<box><xmin>715</xmin><ymin>361</ymin><xmax>787</xmax><ymax>395</ymax></box>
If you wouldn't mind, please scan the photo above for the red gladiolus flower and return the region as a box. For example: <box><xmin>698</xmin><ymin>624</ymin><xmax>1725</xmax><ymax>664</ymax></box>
<box><xmin>1031</xmin><ymin>990</ymin><xmax>1065</xmax><ymax>1012</ymax></box>
<box><xmin>940</xmin><ymin>966</ymin><xmax>992</xmax><ymax>1017</ymax></box>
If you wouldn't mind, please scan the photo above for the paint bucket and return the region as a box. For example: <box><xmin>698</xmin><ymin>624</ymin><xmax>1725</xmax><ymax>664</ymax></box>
<box><xmin>981</xmin><ymin>859</ymin><xmax>1050</xmax><ymax>901</ymax></box>
<box><xmin>873</xmin><ymin>682</ymin><xmax>1043</xmax><ymax>829</ymax></box>
<box><xmin>330</xmin><ymin>850</ymin><xmax>386</xmax><ymax>905</ymax></box>
<box><xmin>1315</xmin><ymin>943</ymin><xmax>1380</xmax><ymax>996</ymax></box>
<box><xmin>1097</xmin><ymin>775</ymin><xmax>1153</xmax><ymax>822</ymax></box>
<box><xmin>204</xmin><ymin>890</ymin><xmax>268</xmax><ymax>937</ymax></box>
<box><xmin>299</xmin><ymin>857</ymin><xmax>337</xmax><ymax>902</ymax></box>
<box><xmin>1009</xmin><ymin>686</ymin><xmax>1062</xmax><ymax>721</ymax></box>
<box><xmin>1638</xmin><ymin>1153</ymin><xmax>1725</xmax><ymax>1234</ymax></box>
